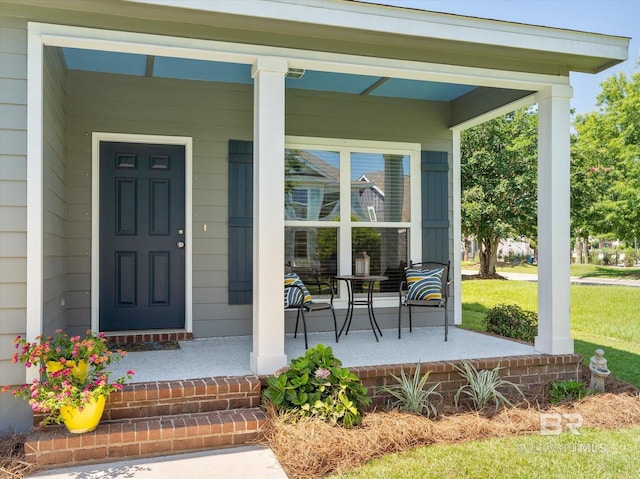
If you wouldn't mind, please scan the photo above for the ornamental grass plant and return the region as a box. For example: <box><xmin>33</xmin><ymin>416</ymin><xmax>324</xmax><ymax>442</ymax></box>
<box><xmin>2</xmin><ymin>330</ymin><xmax>134</xmax><ymax>427</ymax></box>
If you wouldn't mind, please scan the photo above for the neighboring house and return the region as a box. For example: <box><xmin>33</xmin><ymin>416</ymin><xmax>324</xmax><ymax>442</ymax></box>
<box><xmin>0</xmin><ymin>0</ymin><xmax>629</xmax><ymax>431</ymax></box>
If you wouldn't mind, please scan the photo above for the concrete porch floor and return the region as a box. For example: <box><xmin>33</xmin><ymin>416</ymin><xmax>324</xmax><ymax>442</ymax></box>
<box><xmin>107</xmin><ymin>327</ymin><xmax>536</xmax><ymax>382</ymax></box>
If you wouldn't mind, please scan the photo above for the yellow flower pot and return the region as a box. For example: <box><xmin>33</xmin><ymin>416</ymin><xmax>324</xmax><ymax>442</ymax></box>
<box><xmin>59</xmin><ymin>395</ymin><xmax>106</xmax><ymax>434</ymax></box>
<box><xmin>46</xmin><ymin>360</ymin><xmax>89</xmax><ymax>381</ymax></box>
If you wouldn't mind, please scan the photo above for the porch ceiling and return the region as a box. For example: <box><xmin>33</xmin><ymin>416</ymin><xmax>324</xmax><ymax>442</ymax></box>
<box><xmin>61</xmin><ymin>47</ymin><xmax>478</xmax><ymax>102</ymax></box>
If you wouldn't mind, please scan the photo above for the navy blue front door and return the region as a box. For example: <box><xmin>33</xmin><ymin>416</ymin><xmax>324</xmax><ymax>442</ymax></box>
<box><xmin>99</xmin><ymin>142</ymin><xmax>185</xmax><ymax>331</ymax></box>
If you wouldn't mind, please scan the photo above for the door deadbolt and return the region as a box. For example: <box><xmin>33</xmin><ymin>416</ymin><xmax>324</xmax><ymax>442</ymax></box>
<box><xmin>177</xmin><ymin>241</ymin><xmax>185</xmax><ymax>249</ymax></box>
<box><xmin>178</xmin><ymin>229</ymin><xmax>184</xmax><ymax>235</ymax></box>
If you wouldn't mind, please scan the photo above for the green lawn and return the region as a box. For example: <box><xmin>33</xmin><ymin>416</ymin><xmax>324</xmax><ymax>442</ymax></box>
<box><xmin>461</xmin><ymin>280</ymin><xmax>640</xmax><ymax>387</ymax></box>
<box><xmin>328</xmin><ymin>278</ymin><xmax>640</xmax><ymax>479</ymax></box>
<box><xmin>330</xmin><ymin>427</ymin><xmax>640</xmax><ymax>479</ymax></box>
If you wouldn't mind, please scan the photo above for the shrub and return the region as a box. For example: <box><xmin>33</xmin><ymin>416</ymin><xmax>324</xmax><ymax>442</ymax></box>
<box><xmin>454</xmin><ymin>360</ymin><xmax>524</xmax><ymax>412</ymax></box>
<box><xmin>622</xmin><ymin>248</ymin><xmax>637</xmax><ymax>267</ymax></box>
<box><xmin>379</xmin><ymin>362</ymin><xmax>441</xmax><ymax>417</ymax></box>
<box><xmin>484</xmin><ymin>304</ymin><xmax>537</xmax><ymax>343</ymax></box>
<box><xmin>262</xmin><ymin>344</ymin><xmax>370</xmax><ymax>428</ymax></box>
<box><xmin>550</xmin><ymin>380</ymin><xmax>590</xmax><ymax>403</ymax></box>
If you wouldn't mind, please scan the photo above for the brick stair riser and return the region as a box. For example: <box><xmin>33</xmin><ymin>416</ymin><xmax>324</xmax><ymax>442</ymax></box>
<box><xmin>34</xmin><ymin>376</ymin><xmax>262</xmax><ymax>426</ymax></box>
<box><xmin>26</xmin><ymin>408</ymin><xmax>266</xmax><ymax>467</ymax></box>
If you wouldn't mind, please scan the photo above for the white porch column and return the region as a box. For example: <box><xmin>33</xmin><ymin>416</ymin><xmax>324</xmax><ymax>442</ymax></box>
<box><xmin>535</xmin><ymin>85</ymin><xmax>574</xmax><ymax>355</ymax></box>
<box><xmin>249</xmin><ymin>57</ymin><xmax>288</xmax><ymax>374</ymax></box>
<box><xmin>452</xmin><ymin>130</ymin><xmax>462</xmax><ymax>325</ymax></box>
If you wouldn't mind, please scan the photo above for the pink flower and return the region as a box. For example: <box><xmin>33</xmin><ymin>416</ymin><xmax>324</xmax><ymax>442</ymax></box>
<box><xmin>126</xmin><ymin>370</ymin><xmax>135</xmax><ymax>376</ymax></box>
<box><xmin>314</xmin><ymin>368</ymin><xmax>330</xmax><ymax>380</ymax></box>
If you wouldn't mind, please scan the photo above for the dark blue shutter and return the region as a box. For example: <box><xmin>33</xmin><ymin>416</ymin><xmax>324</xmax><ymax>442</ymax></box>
<box><xmin>421</xmin><ymin>151</ymin><xmax>449</xmax><ymax>263</ymax></box>
<box><xmin>228</xmin><ymin>140</ymin><xmax>253</xmax><ymax>304</ymax></box>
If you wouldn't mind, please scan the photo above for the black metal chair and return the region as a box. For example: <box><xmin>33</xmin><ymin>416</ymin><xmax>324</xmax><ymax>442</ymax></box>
<box><xmin>285</xmin><ymin>263</ymin><xmax>338</xmax><ymax>349</ymax></box>
<box><xmin>398</xmin><ymin>261</ymin><xmax>450</xmax><ymax>340</ymax></box>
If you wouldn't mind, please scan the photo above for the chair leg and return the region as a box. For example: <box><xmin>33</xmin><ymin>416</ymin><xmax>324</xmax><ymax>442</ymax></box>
<box><xmin>294</xmin><ymin>309</ymin><xmax>300</xmax><ymax>338</ymax></box>
<box><xmin>300</xmin><ymin>308</ymin><xmax>309</xmax><ymax>349</ymax></box>
<box><xmin>409</xmin><ymin>306</ymin><xmax>413</xmax><ymax>333</ymax></box>
<box><xmin>331</xmin><ymin>307</ymin><xmax>339</xmax><ymax>343</ymax></box>
<box><xmin>398</xmin><ymin>303</ymin><xmax>402</xmax><ymax>339</ymax></box>
<box><xmin>444</xmin><ymin>303</ymin><xmax>449</xmax><ymax>342</ymax></box>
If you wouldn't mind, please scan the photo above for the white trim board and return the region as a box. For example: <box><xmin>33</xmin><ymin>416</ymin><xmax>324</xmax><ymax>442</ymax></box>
<box><xmin>91</xmin><ymin>133</ymin><xmax>194</xmax><ymax>334</ymax></box>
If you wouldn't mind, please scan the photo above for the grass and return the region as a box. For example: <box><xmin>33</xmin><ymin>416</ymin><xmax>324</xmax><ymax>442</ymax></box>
<box><xmin>329</xmin><ymin>427</ymin><xmax>640</xmax><ymax>479</ymax></box>
<box><xmin>460</xmin><ymin>280</ymin><xmax>640</xmax><ymax>387</ymax></box>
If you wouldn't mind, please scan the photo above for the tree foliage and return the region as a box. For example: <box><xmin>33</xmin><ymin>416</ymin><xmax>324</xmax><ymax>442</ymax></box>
<box><xmin>572</xmin><ymin>71</ymin><xmax>640</xmax><ymax>246</ymax></box>
<box><xmin>461</xmin><ymin>108</ymin><xmax>538</xmax><ymax>276</ymax></box>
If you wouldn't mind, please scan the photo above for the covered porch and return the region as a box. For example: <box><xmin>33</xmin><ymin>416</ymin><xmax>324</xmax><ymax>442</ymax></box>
<box><xmin>107</xmin><ymin>326</ymin><xmax>535</xmax><ymax>382</ymax></box>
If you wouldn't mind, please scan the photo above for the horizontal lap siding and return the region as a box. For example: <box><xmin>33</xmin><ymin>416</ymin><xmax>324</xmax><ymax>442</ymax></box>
<box><xmin>0</xmin><ymin>14</ymin><xmax>30</xmax><ymax>433</ymax></box>
<box><xmin>43</xmin><ymin>46</ymin><xmax>69</xmax><ymax>336</ymax></box>
<box><xmin>66</xmin><ymin>71</ymin><xmax>253</xmax><ymax>337</ymax></box>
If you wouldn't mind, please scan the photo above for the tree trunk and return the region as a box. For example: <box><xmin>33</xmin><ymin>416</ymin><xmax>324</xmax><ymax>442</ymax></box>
<box><xmin>479</xmin><ymin>237</ymin><xmax>500</xmax><ymax>277</ymax></box>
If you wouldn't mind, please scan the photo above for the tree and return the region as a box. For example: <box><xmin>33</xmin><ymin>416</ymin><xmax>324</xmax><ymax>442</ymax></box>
<box><xmin>461</xmin><ymin>108</ymin><xmax>538</xmax><ymax>276</ymax></box>
<box><xmin>572</xmin><ymin>70</ymin><xmax>640</xmax><ymax>251</ymax></box>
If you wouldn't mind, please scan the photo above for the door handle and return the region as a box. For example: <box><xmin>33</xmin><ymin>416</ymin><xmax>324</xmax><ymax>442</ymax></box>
<box><xmin>177</xmin><ymin>241</ymin><xmax>185</xmax><ymax>249</ymax></box>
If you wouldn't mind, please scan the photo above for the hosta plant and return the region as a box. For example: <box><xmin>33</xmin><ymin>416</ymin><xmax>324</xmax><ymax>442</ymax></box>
<box><xmin>380</xmin><ymin>362</ymin><xmax>441</xmax><ymax>417</ymax></box>
<box><xmin>454</xmin><ymin>360</ymin><xmax>523</xmax><ymax>412</ymax></box>
<box><xmin>262</xmin><ymin>344</ymin><xmax>370</xmax><ymax>428</ymax></box>
<box><xmin>550</xmin><ymin>380</ymin><xmax>590</xmax><ymax>404</ymax></box>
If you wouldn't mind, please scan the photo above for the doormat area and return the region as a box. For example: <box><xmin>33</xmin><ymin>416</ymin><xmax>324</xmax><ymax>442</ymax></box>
<box><xmin>109</xmin><ymin>340</ymin><xmax>181</xmax><ymax>352</ymax></box>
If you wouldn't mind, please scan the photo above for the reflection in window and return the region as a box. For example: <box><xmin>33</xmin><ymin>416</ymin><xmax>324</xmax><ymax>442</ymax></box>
<box><xmin>285</xmin><ymin>227</ymin><xmax>338</xmax><ymax>297</ymax></box>
<box><xmin>351</xmin><ymin>153</ymin><xmax>410</xmax><ymax>223</ymax></box>
<box><xmin>284</xmin><ymin>140</ymin><xmax>417</xmax><ymax>298</ymax></box>
<box><xmin>285</xmin><ymin>149</ymin><xmax>340</xmax><ymax>221</ymax></box>
<box><xmin>352</xmin><ymin>228</ymin><xmax>408</xmax><ymax>293</ymax></box>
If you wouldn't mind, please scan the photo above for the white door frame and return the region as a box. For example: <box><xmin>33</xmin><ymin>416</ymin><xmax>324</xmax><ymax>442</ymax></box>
<box><xmin>91</xmin><ymin>132</ymin><xmax>193</xmax><ymax>333</ymax></box>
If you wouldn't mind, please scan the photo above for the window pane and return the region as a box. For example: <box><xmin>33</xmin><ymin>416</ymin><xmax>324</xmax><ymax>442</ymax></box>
<box><xmin>285</xmin><ymin>227</ymin><xmax>338</xmax><ymax>297</ymax></box>
<box><xmin>352</xmin><ymin>227</ymin><xmax>408</xmax><ymax>293</ymax></box>
<box><xmin>350</xmin><ymin>153</ymin><xmax>410</xmax><ymax>222</ymax></box>
<box><xmin>285</xmin><ymin>149</ymin><xmax>340</xmax><ymax>221</ymax></box>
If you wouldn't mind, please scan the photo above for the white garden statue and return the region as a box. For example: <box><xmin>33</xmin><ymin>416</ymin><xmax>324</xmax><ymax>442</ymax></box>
<box><xmin>588</xmin><ymin>348</ymin><xmax>610</xmax><ymax>392</ymax></box>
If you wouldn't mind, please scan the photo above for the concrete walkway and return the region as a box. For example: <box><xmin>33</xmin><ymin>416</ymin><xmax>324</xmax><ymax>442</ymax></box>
<box><xmin>462</xmin><ymin>269</ymin><xmax>640</xmax><ymax>287</ymax></box>
<box><xmin>30</xmin><ymin>446</ymin><xmax>288</xmax><ymax>479</ymax></box>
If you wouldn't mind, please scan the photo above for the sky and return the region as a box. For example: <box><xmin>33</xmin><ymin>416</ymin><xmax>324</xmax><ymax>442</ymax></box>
<box><xmin>364</xmin><ymin>0</ymin><xmax>639</xmax><ymax>115</ymax></box>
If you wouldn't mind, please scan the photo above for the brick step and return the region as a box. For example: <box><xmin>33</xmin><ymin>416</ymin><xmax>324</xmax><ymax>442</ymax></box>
<box><xmin>25</xmin><ymin>407</ymin><xmax>267</xmax><ymax>468</ymax></box>
<box><xmin>33</xmin><ymin>376</ymin><xmax>263</xmax><ymax>425</ymax></box>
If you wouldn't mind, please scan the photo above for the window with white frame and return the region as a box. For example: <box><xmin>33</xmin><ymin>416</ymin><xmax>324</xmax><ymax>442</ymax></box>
<box><xmin>284</xmin><ymin>137</ymin><xmax>421</xmax><ymax>297</ymax></box>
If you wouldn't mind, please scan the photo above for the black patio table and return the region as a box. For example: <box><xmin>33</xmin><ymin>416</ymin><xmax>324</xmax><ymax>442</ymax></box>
<box><xmin>334</xmin><ymin>275</ymin><xmax>388</xmax><ymax>341</ymax></box>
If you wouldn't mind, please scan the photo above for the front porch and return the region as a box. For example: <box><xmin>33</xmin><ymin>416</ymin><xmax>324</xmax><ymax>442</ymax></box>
<box><xmin>25</xmin><ymin>327</ymin><xmax>583</xmax><ymax>469</ymax></box>
<box><xmin>108</xmin><ymin>326</ymin><xmax>536</xmax><ymax>382</ymax></box>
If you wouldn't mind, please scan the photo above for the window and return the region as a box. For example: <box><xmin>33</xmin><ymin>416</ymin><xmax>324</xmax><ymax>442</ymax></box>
<box><xmin>285</xmin><ymin>137</ymin><xmax>421</xmax><ymax>297</ymax></box>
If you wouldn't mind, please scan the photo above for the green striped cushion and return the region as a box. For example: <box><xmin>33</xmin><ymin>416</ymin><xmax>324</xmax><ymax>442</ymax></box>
<box><xmin>284</xmin><ymin>273</ymin><xmax>313</xmax><ymax>307</ymax></box>
<box><xmin>405</xmin><ymin>267</ymin><xmax>443</xmax><ymax>301</ymax></box>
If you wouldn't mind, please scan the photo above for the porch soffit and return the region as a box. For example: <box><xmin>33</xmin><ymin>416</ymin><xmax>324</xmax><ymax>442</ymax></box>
<box><xmin>3</xmin><ymin>0</ymin><xmax>629</xmax><ymax>76</ymax></box>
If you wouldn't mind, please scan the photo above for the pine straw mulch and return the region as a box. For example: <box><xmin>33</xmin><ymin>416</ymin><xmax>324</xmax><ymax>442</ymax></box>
<box><xmin>262</xmin><ymin>389</ymin><xmax>640</xmax><ymax>479</ymax></box>
<box><xmin>0</xmin><ymin>433</ymin><xmax>37</xmax><ymax>479</ymax></box>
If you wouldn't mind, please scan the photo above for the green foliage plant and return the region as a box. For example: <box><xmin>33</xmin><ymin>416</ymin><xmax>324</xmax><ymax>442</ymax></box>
<box><xmin>550</xmin><ymin>380</ymin><xmax>590</xmax><ymax>404</ymax></box>
<box><xmin>380</xmin><ymin>362</ymin><xmax>441</xmax><ymax>417</ymax></box>
<box><xmin>484</xmin><ymin>304</ymin><xmax>537</xmax><ymax>343</ymax></box>
<box><xmin>453</xmin><ymin>360</ymin><xmax>523</xmax><ymax>412</ymax></box>
<box><xmin>262</xmin><ymin>344</ymin><xmax>371</xmax><ymax>428</ymax></box>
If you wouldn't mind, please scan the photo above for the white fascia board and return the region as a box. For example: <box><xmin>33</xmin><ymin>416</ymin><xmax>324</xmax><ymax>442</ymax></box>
<box><xmin>124</xmin><ymin>0</ymin><xmax>629</xmax><ymax>63</ymax></box>
<box><xmin>29</xmin><ymin>22</ymin><xmax>569</xmax><ymax>94</ymax></box>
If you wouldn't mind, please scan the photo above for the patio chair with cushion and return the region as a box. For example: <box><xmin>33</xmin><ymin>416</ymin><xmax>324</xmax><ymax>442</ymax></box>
<box><xmin>285</xmin><ymin>265</ymin><xmax>338</xmax><ymax>349</ymax></box>
<box><xmin>398</xmin><ymin>261</ymin><xmax>450</xmax><ymax>341</ymax></box>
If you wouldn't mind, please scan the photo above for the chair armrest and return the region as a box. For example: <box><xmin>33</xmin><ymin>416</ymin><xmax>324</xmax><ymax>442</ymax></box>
<box><xmin>317</xmin><ymin>281</ymin><xmax>335</xmax><ymax>304</ymax></box>
<box><xmin>398</xmin><ymin>280</ymin><xmax>407</xmax><ymax>301</ymax></box>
